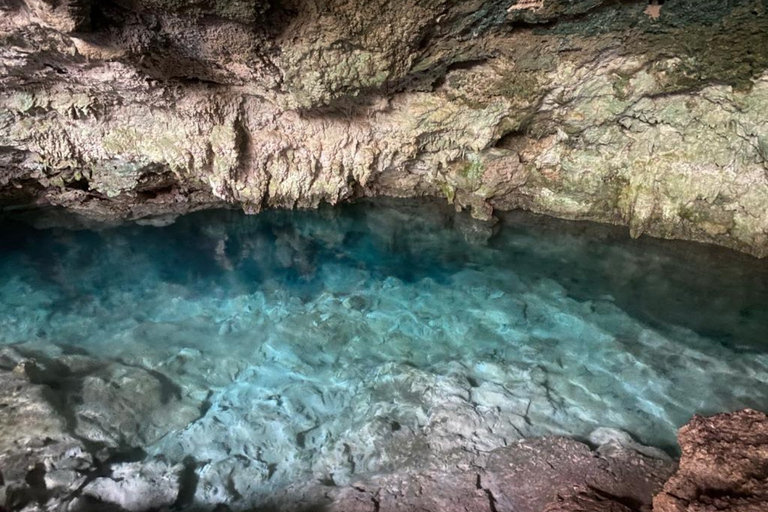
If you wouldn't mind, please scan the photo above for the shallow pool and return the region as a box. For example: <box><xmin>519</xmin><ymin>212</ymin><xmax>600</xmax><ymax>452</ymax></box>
<box><xmin>1</xmin><ymin>198</ymin><xmax>767</xmax><ymax>505</ymax></box>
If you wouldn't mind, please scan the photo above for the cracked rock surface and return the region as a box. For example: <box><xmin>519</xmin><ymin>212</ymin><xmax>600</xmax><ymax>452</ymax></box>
<box><xmin>0</xmin><ymin>351</ymin><xmax>676</xmax><ymax>511</ymax></box>
<box><xmin>653</xmin><ymin>409</ymin><xmax>768</xmax><ymax>512</ymax></box>
<box><xmin>1</xmin><ymin>0</ymin><xmax>768</xmax><ymax>255</ymax></box>
<box><xmin>3</xmin><ymin>342</ymin><xmax>761</xmax><ymax>512</ymax></box>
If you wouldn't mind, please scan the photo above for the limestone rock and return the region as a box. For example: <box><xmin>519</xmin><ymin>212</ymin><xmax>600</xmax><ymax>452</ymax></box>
<box><xmin>653</xmin><ymin>409</ymin><xmax>768</xmax><ymax>512</ymax></box>
<box><xmin>3</xmin><ymin>343</ymin><xmax>765</xmax><ymax>512</ymax></box>
<box><xmin>0</xmin><ymin>0</ymin><xmax>767</xmax><ymax>256</ymax></box>
<box><xmin>481</xmin><ymin>436</ymin><xmax>674</xmax><ymax>512</ymax></box>
<box><xmin>77</xmin><ymin>458</ymin><xmax>183</xmax><ymax>512</ymax></box>
<box><xmin>0</xmin><ymin>349</ymin><xmax>91</xmax><ymax>511</ymax></box>
<box><xmin>72</xmin><ymin>362</ymin><xmax>204</xmax><ymax>448</ymax></box>
<box><xmin>542</xmin><ymin>487</ymin><xmax>634</xmax><ymax>512</ymax></box>
<box><xmin>329</xmin><ymin>435</ymin><xmax>675</xmax><ymax>512</ymax></box>
<box><xmin>0</xmin><ymin>347</ymin><xmax>205</xmax><ymax>511</ymax></box>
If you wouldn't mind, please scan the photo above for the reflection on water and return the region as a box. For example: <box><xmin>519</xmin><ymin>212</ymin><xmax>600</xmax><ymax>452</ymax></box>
<box><xmin>1</xmin><ymin>198</ymin><xmax>767</xmax><ymax>504</ymax></box>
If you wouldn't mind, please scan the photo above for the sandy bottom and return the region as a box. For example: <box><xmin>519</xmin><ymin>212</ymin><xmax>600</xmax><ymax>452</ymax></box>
<box><xmin>1</xmin><ymin>198</ymin><xmax>767</xmax><ymax>508</ymax></box>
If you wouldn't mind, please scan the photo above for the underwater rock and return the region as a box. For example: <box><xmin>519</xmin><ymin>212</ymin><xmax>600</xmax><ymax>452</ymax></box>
<box><xmin>2</xmin><ymin>345</ymin><xmax>766</xmax><ymax>512</ymax></box>
<box><xmin>72</xmin><ymin>362</ymin><xmax>203</xmax><ymax>448</ymax></box>
<box><xmin>0</xmin><ymin>351</ymin><xmax>91</xmax><ymax>510</ymax></box>
<box><xmin>76</xmin><ymin>458</ymin><xmax>183</xmax><ymax>512</ymax></box>
<box><xmin>0</xmin><ymin>348</ymin><xmax>206</xmax><ymax>511</ymax></box>
<box><xmin>1</xmin><ymin>1</ymin><xmax>768</xmax><ymax>255</ymax></box>
<box><xmin>653</xmin><ymin>409</ymin><xmax>768</xmax><ymax>512</ymax></box>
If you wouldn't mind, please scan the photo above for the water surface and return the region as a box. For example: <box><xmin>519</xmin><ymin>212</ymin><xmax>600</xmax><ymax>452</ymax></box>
<box><xmin>1</xmin><ymin>199</ymin><xmax>767</xmax><ymax>505</ymax></box>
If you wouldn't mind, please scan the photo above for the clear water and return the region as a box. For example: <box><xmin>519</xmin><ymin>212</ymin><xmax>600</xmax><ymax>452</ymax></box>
<box><xmin>2</xmin><ymin>198</ymin><xmax>768</xmax><ymax>504</ymax></box>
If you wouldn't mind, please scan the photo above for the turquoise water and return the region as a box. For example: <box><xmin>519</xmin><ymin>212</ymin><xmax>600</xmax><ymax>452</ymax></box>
<box><xmin>2</xmin><ymin>198</ymin><xmax>768</xmax><ymax>505</ymax></box>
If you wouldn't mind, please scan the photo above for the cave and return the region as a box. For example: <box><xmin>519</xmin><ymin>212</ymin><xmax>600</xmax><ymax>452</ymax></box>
<box><xmin>1</xmin><ymin>0</ymin><xmax>768</xmax><ymax>511</ymax></box>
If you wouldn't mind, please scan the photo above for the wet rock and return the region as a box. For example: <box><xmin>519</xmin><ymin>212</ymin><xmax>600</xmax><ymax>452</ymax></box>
<box><xmin>653</xmin><ymin>409</ymin><xmax>768</xmax><ymax>512</ymax></box>
<box><xmin>76</xmin><ymin>458</ymin><xmax>182</xmax><ymax>512</ymax></box>
<box><xmin>0</xmin><ymin>347</ymin><xmax>209</xmax><ymax>511</ymax></box>
<box><xmin>589</xmin><ymin>427</ymin><xmax>672</xmax><ymax>462</ymax></box>
<box><xmin>331</xmin><ymin>469</ymin><xmax>490</xmax><ymax>512</ymax></box>
<box><xmin>72</xmin><ymin>363</ymin><xmax>204</xmax><ymax>448</ymax></box>
<box><xmin>1</xmin><ymin>343</ymin><xmax>760</xmax><ymax>512</ymax></box>
<box><xmin>329</xmin><ymin>434</ymin><xmax>675</xmax><ymax>512</ymax></box>
<box><xmin>481</xmin><ymin>436</ymin><xmax>674</xmax><ymax>512</ymax></box>
<box><xmin>0</xmin><ymin>355</ymin><xmax>91</xmax><ymax>510</ymax></box>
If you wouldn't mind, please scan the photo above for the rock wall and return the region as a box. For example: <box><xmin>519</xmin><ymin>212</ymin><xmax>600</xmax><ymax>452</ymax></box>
<box><xmin>654</xmin><ymin>409</ymin><xmax>768</xmax><ymax>512</ymax></box>
<box><xmin>2</xmin><ymin>0</ymin><xmax>768</xmax><ymax>255</ymax></box>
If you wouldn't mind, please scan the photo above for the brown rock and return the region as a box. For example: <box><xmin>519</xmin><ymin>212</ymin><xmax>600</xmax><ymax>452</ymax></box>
<box><xmin>653</xmin><ymin>409</ymin><xmax>768</xmax><ymax>512</ymax></box>
<box><xmin>328</xmin><ymin>435</ymin><xmax>675</xmax><ymax>512</ymax></box>
<box><xmin>543</xmin><ymin>487</ymin><xmax>633</xmax><ymax>512</ymax></box>
<box><xmin>482</xmin><ymin>436</ymin><xmax>673</xmax><ymax>512</ymax></box>
<box><xmin>2</xmin><ymin>0</ymin><xmax>768</xmax><ymax>256</ymax></box>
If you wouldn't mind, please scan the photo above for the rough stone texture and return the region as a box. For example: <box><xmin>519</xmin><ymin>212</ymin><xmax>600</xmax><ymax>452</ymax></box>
<box><xmin>0</xmin><ymin>347</ymin><xmax>675</xmax><ymax>512</ymax></box>
<box><xmin>653</xmin><ymin>409</ymin><xmax>768</xmax><ymax>512</ymax></box>
<box><xmin>3</xmin><ymin>347</ymin><xmax>767</xmax><ymax>512</ymax></box>
<box><xmin>1</xmin><ymin>0</ymin><xmax>768</xmax><ymax>255</ymax></box>
<box><xmin>0</xmin><ymin>348</ymin><xmax>93</xmax><ymax>511</ymax></box>
<box><xmin>0</xmin><ymin>345</ymin><xmax>204</xmax><ymax>511</ymax></box>
<box><xmin>279</xmin><ymin>434</ymin><xmax>676</xmax><ymax>512</ymax></box>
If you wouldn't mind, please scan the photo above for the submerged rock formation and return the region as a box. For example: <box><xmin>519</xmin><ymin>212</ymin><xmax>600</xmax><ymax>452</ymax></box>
<box><xmin>1</xmin><ymin>0</ymin><xmax>768</xmax><ymax>255</ymax></box>
<box><xmin>0</xmin><ymin>348</ymin><xmax>676</xmax><ymax>511</ymax></box>
<box><xmin>2</xmin><ymin>345</ymin><xmax>765</xmax><ymax>511</ymax></box>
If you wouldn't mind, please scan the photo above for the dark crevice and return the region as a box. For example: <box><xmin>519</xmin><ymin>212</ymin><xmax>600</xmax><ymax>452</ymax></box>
<box><xmin>431</xmin><ymin>73</ymin><xmax>448</xmax><ymax>89</ymax></box>
<box><xmin>416</xmin><ymin>26</ymin><xmax>436</xmax><ymax>51</ymax></box>
<box><xmin>172</xmin><ymin>76</ymin><xmax>230</xmax><ymax>88</ymax></box>
<box><xmin>137</xmin><ymin>185</ymin><xmax>176</xmax><ymax>200</ymax></box>
<box><xmin>261</xmin><ymin>2</ymin><xmax>300</xmax><ymax>38</ymax></box>
<box><xmin>476</xmin><ymin>474</ymin><xmax>498</xmax><ymax>512</ymax></box>
<box><xmin>67</xmin><ymin>176</ymin><xmax>90</xmax><ymax>191</ymax></box>
<box><xmin>296</xmin><ymin>424</ymin><xmax>319</xmax><ymax>449</ymax></box>
<box><xmin>696</xmin><ymin>487</ymin><xmax>756</xmax><ymax>501</ymax></box>
<box><xmin>586</xmin><ymin>485</ymin><xmax>644</xmax><ymax>512</ymax></box>
<box><xmin>24</xmin><ymin>464</ymin><xmax>46</xmax><ymax>490</ymax></box>
<box><xmin>431</xmin><ymin>57</ymin><xmax>490</xmax><ymax>89</ymax></box>
<box><xmin>0</xmin><ymin>179</ymin><xmax>46</xmax><ymax>209</ymax></box>
<box><xmin>23</xmin><ymin>463</ymin><xmax>50</xmax><ymax>505</ymax></box>
<box><xmin>43</xmin><ymin>63</ymin><xmax>68</xmax><ymax>75</ymax></box>
<box><xmin>445</xmin><ymin>59</ymin><xmax>488</xmax><ymax>72</ymax></box>
<box><xmin>349</xmin><ymin>180</ymin><xmax>367</xmax><ymax>201</ymax></box>
<box><xmin>493</xmin><ymin>130</ymin><xmax>527</xmax><ymax>150</ymax></box>
<box><xmin>88</xmin><ymin>0</ymin><xmax>122</xmax><ymax>33</ymax></box>
<box><xmin>136</xmin><ymin>171</ymin><xmax>183</xmax><ymax>201</ymax></box>
<box><xmin>371</xmin><ymin>494</ymin><xmax>381</xmax><ymax>512</ymax></box>
<box><xmin>234</xmin><ymin>107</ymin><xmax>252</xmax><ymax>181</ymax></box>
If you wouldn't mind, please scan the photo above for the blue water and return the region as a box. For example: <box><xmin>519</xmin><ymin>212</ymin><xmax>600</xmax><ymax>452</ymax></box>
<box><xmin>2</xmin><ymin>198</ymin><xmax>767</xmax><ymax>504</ymax></box>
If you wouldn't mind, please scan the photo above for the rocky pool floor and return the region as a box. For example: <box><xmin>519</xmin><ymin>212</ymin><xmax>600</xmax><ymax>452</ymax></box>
<box><xmin>1</xmin><ymin>198</ymin><xmax>767</xmax><ymax>510</ymax></box>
